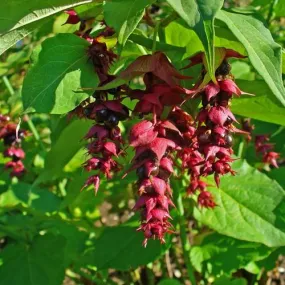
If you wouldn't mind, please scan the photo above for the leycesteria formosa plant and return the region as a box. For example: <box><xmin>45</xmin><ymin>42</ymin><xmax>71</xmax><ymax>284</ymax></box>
<box><xmin>62</xmin><ymin>10</ymin><xmax>270</xmax><ymax>247</ymax></box>
<box><xmin>2</xmin><ymin>1</ymin><xmax>285</xmax><ymax>284</ymax></box>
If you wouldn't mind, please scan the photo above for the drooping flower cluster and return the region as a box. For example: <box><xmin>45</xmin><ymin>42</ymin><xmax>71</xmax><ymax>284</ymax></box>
<box><xmin>80</xmin><ymin>97</ymin><xmax>129</xmax><ymax>193</ymax></box>
<box><xmin>241</xmin><ymin>118</ymin><xmax>280</xmax><ymax>168</ymax></box>
<box><xmin>129</xmin><ymin>120</ymin><xmax>177</xmax><ymax>246</ymax></box>
<box><xmin>0</xmin><ymin>115</ymin><xmax>26</xmax><ymax>177</ymax></box>
<box><xmin>255</xmin><ymin>135</ymin><xmax>280</xmax><ymax>168</ymax></box>
<box><xmin>66</xmin><ymin>17</ymin><xmax>248</xmax><ymax>245</ymax></box>
<box><xmin>126</xmin><ymin>52</ymin><xmax>194</xmax><ymax>246</ymax></box>
<box><xmin>241</xmin><ymin>118</ymin><xmax>255</xmax><ymax>142</ymax></box>
<box><xmin>178</xmin><ymin>50</ymin><xmax>250</xmax><ymax>205</ymax></box>
<box><xmin>66</xmin><ymin>10</ymin><xmax>129</xmax><ymax>193</ymax></box>
<box><xmin>169</xmin><ymin>107</ymin><xmax>217</xmax><ymax>208</ymax></box>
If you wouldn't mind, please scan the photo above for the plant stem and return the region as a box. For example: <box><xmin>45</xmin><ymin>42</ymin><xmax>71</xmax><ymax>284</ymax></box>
<box><xmin>173</xmin><ymin>180</ymin><xmax>196</xmax><ymax>285</ymax></box>
<box><xmin>2</xmin><ymin>75</ymin><xmax>45</xmax><ymax>151</ymax></box>
<box><xmin>152</xmin><ymin>22</ymin><xmax>160</xmax><ymax>54</ymax></box>
<box><xmin>238</xmin><ymin>138</ymin><xmax>245</xmax><ymax>158</ymax></box>
<box><xmin>267</xmin><ymin>0</ymin><xmax>278</xmax><ymax>25</ymax></box>
<box><xmin>160</xmin><ymin>12</ymin><xmax>178</xmax><ymax>27</ymax></box>
<box><xmin>2</xmin><ymin>76</ymin><xmax>14</xmax><ymax>95</ymax></box>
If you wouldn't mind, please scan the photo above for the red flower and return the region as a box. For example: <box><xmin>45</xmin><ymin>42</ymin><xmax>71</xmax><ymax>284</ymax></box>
<box><xmin>208</xmin><ymin>106</ymin><xmax>237</xmax><ymax>126</ymax></box>
<box><xmin>119</xmin><ymin>52</ymin><xmax>190</xmax><ymax>87</ymax></box>
<box><xmin>81</xmin><ymin>175</ymin><xmax>100</xmax><ymax>194</ymax></box>
<box><xmin>183</xmin><ymin>49</ymin><xmax>246</xmax><ymax>69</ymax></box>
<box><xmin>198</xmin><ymin>191</ymin><xmax>216</xmax><ymax>208</ymax></box>
<box><xmin>5</xmin><ymin>160</ymin><xmax>25</xmax><ymax>177</ymax></box>
<box><xmin>130</xmin><ymin>120</ymin><xmax>158</xmax><ymax>147</ymax></box>
<box><xmin>263</xmin><ymin>151</ymin><xmax>280</xmax><ymax>168</ymax></box>
<box><xmin>64</xmin><ymin>10</ymin><xmax>81</xmax><ymax>25</ymax></box>
<box><xmin>4</xmin><ymin>147</ymin><xmax>25</xmax><ymax>160</ymax></box>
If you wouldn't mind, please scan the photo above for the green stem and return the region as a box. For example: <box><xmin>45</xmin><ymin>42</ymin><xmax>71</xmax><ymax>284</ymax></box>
<box><xmin>266</xmin><ymin>0</ymin><xmax>278</xmax><ymax>25</ymax></box>
<box><xmin>2</xmin><ymin>75</ymin><xmax>45</xmax><ymax>152</ymax></box>
<box><xmin>160</xmin><ymin>12</ymin><xmax>178</xmax><ymax>27</ymax></box>
<box><xmin>137</xmin><ymin>44</ymin><xmax>148</xmax><ymax>55</ymax></box>
<box><xmin>173</xmin><ymin>180</ymin><xmax>196</xmax><ymax>285</ymax></box>
<box><xmin>238</xmin><ymin>138</ymin><xmax>245</xmax><ymax>158</ymax></box>
<box><xmin>152</xmin><ymin>22</ymin><xmax>160</xmax><ymax>54</ymax></box>
<box><xmin>2</xmin><ymin>76</ymin><xmax>14</xmax><ymax>95</ymax></box>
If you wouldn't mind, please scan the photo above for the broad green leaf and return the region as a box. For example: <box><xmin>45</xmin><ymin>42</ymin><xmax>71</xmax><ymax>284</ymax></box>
<box><xmin>164</xmin><ymin>21</ymin><xmax>246</xmax><ymax>58</ymax></box>
<box><xmin>256</xmin><ymin>247</ymin><xmax>285</xmax><ymax>271</ymax></box>
<box><xmin>166</xmin><ymin>0</ymin><xmax>224</xmax><ymax>81</ymax></box>
<box><xmin>22</xmin><ymin>34</ymin><xmax>98</xmax><ymax>114</ymax></box>
<box><xmin>231</xmin><ymin>80</ymin><xmax>285</xmax><ymax>126</ymax></box>
<box><xmin>41</xmin><ymin>220</ymin><xmax>88</xmax><ymax>266</ymax></box>
<box><xmin>190</xmin><ymin>233</ymin><xmax>272</xmax><ymax>275</ymax></box>
<box><xmin>0</xmin><ymin>0</ymin><xmax>94</xmax><ymax>55</ymax></box>
<box><xmin>216</xmin><ymin>10</ymin><xmax>285</xmax><ymax>106</ymax></box>
<box><xmin>0</xmin><ymin>20</ymin><xmax>47</xmax><ymax>56</ymax></box>
<box><xmin>82</xmin><ymin>225</ymin><xmax>170</xmax><ymax>270</ymax></box>
<box><xmin>104</xmin><ymin>0</ymin><xmax>152</xmax><ymax>46</ymax></box>
<box><xmin>194</xmin><ymin>160</ymin><xmax>285</xmax><ymax>247</ymax></box>
<box><xmin>0</xmin><ymin>183</ymin><xmax>61</xmax><ymax>213</ymax></box>
<box><xmin>0</xmin><ymin>234</ymin><xmax>66</xmax><ymax>285</ymax></box>
<box><xmin>230</xmin><ymin>62</ymin><xmax>254</xmax><ymax>80</ymax></box>
<box><xmin>36</xmin><ymin>118</ymin><xmax>92</xmax><ymax>183</ymax></box>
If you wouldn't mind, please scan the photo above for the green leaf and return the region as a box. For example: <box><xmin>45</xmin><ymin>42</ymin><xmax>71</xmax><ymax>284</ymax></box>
<box><xmin>104</xmin><ymin>0</ymin><xmax>152</xmax><ymax>46</ymax></box>
<box><xmin>42</xmin><ymin>220</ymin><xmax>88</xmax><ymax>266</ymax></box>
<box><xmin>216</xmin><ymin>10</ymin><xmax>285</xmax><ymax>106</ymax></box>
<box><xmin>36</xmin><ymin>118</ymin><xmax>92</xmax><ymax>183</ymax></box>
<box><xmin>82</xmin><ymin>225</ymin><xmax>170</xmax><ymax>270</ymax></box>
<box><xmin>0</xmin><ymin>234</ymin><xmax>66</xmax><ymax>285</ymax></box>
<box><xmin>231</xmin><ymin>80</ymin><xmax>285</xmax><ymax>126</ymax></box>
<box><xmin>214</xmin><ymin>276</ymin><xmax>247</xmax><ymax>285</ymax></box>
<box><xmin>0</xmin><ymin>0</ymin><xmax>94</xmax><ymax>55</ymax></box>
<box><xmin>274</xmin><ymin>0</ymin><xmax>285</xmax><ymax>17</ymax></box>
<box><xmin>166</xmin><ymin>0</ymin><xmax>224</xmax><ymax>81</ymax></box>
<box><xmin>230</xmin><ymin>62</ymin><xmax>254</xmax><ymax>80</ymax></box>
<box><xmin>22</xmin><ymin>34</ymin><xmax>98</xmax><ymax>114</ymax></box>
<box><xmin>282</xmin><ymin>50</ymin><xmax>285</xmax><ymax>74</ymax></box>
<box><xmin>0</xmin><ymin>183</ymin><xmax>61</xmax><ymax>213</ymax></box>
<box><xmin>267</xmin><ymin>167</ymin><xmax>285</xmax><ymax>189</ymax></box>
<box><xmin>62</xmin><ymin>171</ymin><xmax>104</xmax><ymax>219</ymax></box>
<box><xmin>164</xmin><ymin>20</ymin><xmax>246</xmax><ymax>58</ymax></box>
<box><xmin>194</xmin><ymin>160</ymin><xmax>285</xmax><ymax>247</ymax></box>
<box><xmin>256</xmin><ymin>247</ymin><xmax>285</xmax><ymax>271</ymax></box>
<box><xmin>129</xmin><ymin>34</ymin><xmax>186</xmax><ymax>62</ymax></box>
<box><xmin>190</xmin><ymin>233</ymin><xmax>272</xmax><ymax>275</ymax></box>
<box><xmin>157</xmin><ymin>280</ymin><xmax>183</xmax><ymax>285</ymax></box>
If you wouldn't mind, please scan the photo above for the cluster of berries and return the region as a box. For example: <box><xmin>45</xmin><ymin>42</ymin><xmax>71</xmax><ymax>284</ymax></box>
<box><xmin>0</xmin><ymin>115</ymin><xmax>26</xmax><ymax>177</ymax></box>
